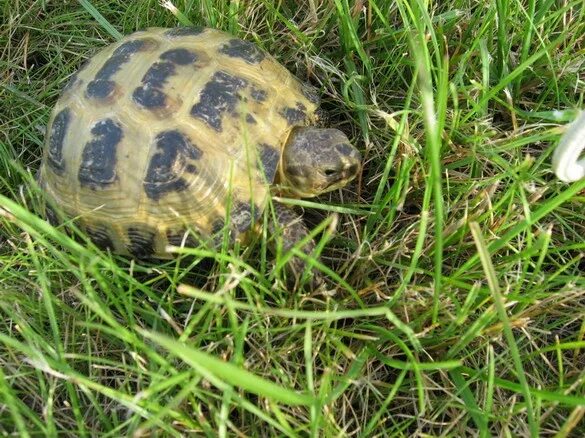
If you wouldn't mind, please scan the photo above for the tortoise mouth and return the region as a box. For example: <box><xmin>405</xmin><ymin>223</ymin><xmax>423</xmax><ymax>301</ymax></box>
<box><xmin>323</xmin><ymin>173</ymin><xmax>357</xmax><ymax>193</ymax></box>
<box><xmin>329</xmin><ymin>163</ymin><xmax>360</xmax><ymax>184</ymax></box>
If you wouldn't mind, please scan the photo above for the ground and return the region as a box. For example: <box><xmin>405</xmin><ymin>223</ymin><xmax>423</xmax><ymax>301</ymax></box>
<box><xmin>0</xmin><ymin>0</ymin><xmax>584</xmax><ymax>436</ymax></box>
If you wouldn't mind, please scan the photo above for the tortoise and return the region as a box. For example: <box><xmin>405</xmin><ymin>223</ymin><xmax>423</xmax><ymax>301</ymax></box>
<box><xmin>37</xmin><ymin>26</ymin><xmax>361</xmax><ymax>287</ymax></box>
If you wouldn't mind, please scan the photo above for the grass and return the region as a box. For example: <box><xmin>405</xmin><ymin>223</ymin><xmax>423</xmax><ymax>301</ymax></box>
<box><xmin>1</xmin><ymin>0</ymin><xmax>585</xmax><ymax>436</ymax></box>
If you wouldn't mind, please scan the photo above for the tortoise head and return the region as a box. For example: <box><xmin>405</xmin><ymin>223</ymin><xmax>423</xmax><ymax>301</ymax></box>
<box><xmin>280</xmin><ymin>127</ymin><xmax>361</xmax><ymax>198</ymax></box>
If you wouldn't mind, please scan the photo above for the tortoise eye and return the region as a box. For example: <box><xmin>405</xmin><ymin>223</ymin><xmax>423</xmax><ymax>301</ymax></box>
<box><xmin>324</xmin><ymin>169</ymin><xmax>337</xmax><ymax>176</ymax></box>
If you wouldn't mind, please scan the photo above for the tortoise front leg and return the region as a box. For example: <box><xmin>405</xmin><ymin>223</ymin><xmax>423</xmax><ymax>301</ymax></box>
<box><xmin>267</xmin><ymin>202</ymin><xmax>324</xmax><ymax>290</ymax></box>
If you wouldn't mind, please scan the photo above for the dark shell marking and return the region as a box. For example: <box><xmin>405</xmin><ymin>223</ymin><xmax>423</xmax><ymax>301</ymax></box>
<box><xmin>78</xmin><ymin>119</ymin><xmax>123</xmax><ymax>189</ymax></box>
<box><xmin>166</xmin><ymin>229</ymin><xmax>199</xmax><ymax>248</ymax></box>
<box><xmin>160</xmin><ymin>48</ymin><xmax>197</xmax><ymax>65</ymax></box>
<box><xmin>185</xmin><ymin>164</ymin><xmax>197</xmax><ymax>173</ymax></box>
<box><xmin>86</xmin><ymin>39</ymin><xmax>151</xmax><ymax>100</ymax></box>
<box><xmin>85</xmin><ymin>225</ymin><xmax>115</xmax><ymax>250</ymax></box>
<box><xmin>44</xmin><ymin>204</ymin><xmax>59</xmax><ymax>226</ymax></box>
<box><xmin>144</xmin><ymin>130</ymin><xmax>203</xmax><ymax>201</ymax></box>
<box><xmin>246</xmin><ymin>114</ymin><xmax>256</xmax><ymax>124</ymax></box>
<box><xmin>132</xmin><ymin>85</ymin><xmax>167</xmax><ymax>109</ymax></box>
<box><xmin>86</xmin><ymin>80</ymin><xmax>116</xmax><ymax>99</ymax></box>
<box><xmin>143</xmin><ymin>61</ymin><xmax>176</xmax><ymax>87</ymax></box>
<box><xmin>164</xmin><ymin>27</ymin><xmax>205</xmax><ymax>38</ymax></box>
<box><xmin>219</xmin><ymin>39</ymin><xmax>265</xmax><ymax>64</ymax></box>
<box><xmin>47</xmin><ymin>108</ymin><xmax>71</xmax><ymax>174</ymax></box>
<box><xmin>133</xmin><ymin>61</ymin><xmax>176</xmax><ymax>109</ymax></box>
<box><xmin>230</xmin><ymin>201</ymin><xmax>260</xmax><ymax>233</ymax></box>
<box><xmin>210</xmin><ymin>218</ymin><xmax>228</xmax><ymax>246</ymax></box>
<box><xmin>113</xmin><ymin>39</ymin><xmax>150</xmax><ymax>57</ymax></box>
<box><xmin>211</xmin><ymin>218</ymin><xmax>225</xmax><ymax>235</ymax></box>
<box><xmin>250</xmin><ymin>87</ymin><xmax>267</xmax><ymax>102</ymax></box>
<box><xmin>280</xmin><ymin>102</ymin><xmax>307</xmax><ymax>124</ymax></box>
<box><xmin>258</xmin><ymin>143</ymin><xmax>279</xmax><ymax>182</ymax></box>
<box><xmin>190</xmin><ymin>71</ymin><xmax>248</xmax><ymax>131</ymax></box>
<box><xmin>133</xmin><ymin>48</ymin><xmax>198</xmax><ymax>109</ymax></box>
<box><xmin>127</xmin><ymin>227</ymin><xmax>155</xmax><ymax>258</ymax></box>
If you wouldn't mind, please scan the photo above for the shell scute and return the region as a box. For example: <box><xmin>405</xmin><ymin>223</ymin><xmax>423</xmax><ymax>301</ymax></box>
<box><xmin>250</xmin><ymin>87</ymin><xmax>267</xmax><ymax>102</ymax></box>
<box><xmin>219</xmin><ymin>38</ymin><xmax>265</xmax><ymax>64</ymax></box>
<box><xmin>132</xmin><ymin>84</ymin><xmax>167</xmax><ymax>109</ymax></box>
<box><xmin>142</xmin><ymin>61</ymin><xmax>176</xmax><ymax>88</ymax></box>
<box><xmin>47</xmin><ymin>107</ymin><xmax>71</xmax><ymax>174</ymax></box>
<box><xmin>144</xmin><ymin>130</ymin><xmax>202</xmax><ymax>201</ymax></box>
<box><xmin>112</xmin><ymin>39</ymin><xmax>152</xmax><ymax>56</ymax></box>
<box><xmin>85</xmin><ymin>225</ymin><xmax>115</xmax><ymax>250</ymax></box>
<box><xmin>190</xmin><ymin>71</ymin><xmax>249</xmax><ymax>132</ymax></box>
<box><xmin>279</xmin><ymin>102</ymin><xmax>308</xmax><ymax>125</ymax></box>
<box><xmin>126</xmin><ymin>226</ymin><xmax>156</xmax><ymax>258</ymax></box>
<box><xmin>159</xmin><ymin>48</ymin><xmax>198</xmax><ymax>65</ymax></box>
<box><xmin>78</xmin><ymin>119</ymin><xmax>123</xmax><ymax>190</ymax></box>
<box><xmin>127</xmin><ymin>228</ymin><xmax>156</xmax><ymax>259</ymax></box>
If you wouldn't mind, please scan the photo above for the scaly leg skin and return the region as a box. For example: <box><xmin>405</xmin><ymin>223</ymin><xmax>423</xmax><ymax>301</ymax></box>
<box><xmin>268</xmin><ymin>202</ymin><xmax>325</xmax><ymax>290</ymax></box>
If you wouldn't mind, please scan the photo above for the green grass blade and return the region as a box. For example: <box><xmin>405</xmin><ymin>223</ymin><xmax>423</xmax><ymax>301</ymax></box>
<box><xmin>470</xmin><ymin>222</ymin><xmax>537</xmax><ymax>436</ymax></box>
<box><xmin>77</xmin><ymin>0</ymin><xmax>123</xmax><ymax>40</ymax></box>
<box><xmin>139</xmin><ymin>329</ymin><xmax>314</xmax><ymax>406</ymax></box>
<box><xmin>455</xmin><ymin>178</ymin><xmax>585</xmax><ymax>277</ymax></box>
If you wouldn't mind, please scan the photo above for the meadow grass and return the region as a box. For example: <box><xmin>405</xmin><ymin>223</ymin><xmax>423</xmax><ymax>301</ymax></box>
<box><xmin>1</xmin><ymin>0</ymin><xmax>585</xmax><ymax>436</ymax></box>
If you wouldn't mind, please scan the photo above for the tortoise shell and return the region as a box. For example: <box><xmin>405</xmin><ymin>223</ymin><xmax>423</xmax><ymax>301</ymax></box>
<box><xmin>38</xmin><ymin>27</ymin><xmax>320</xmax><ymax>258</ymax></box>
